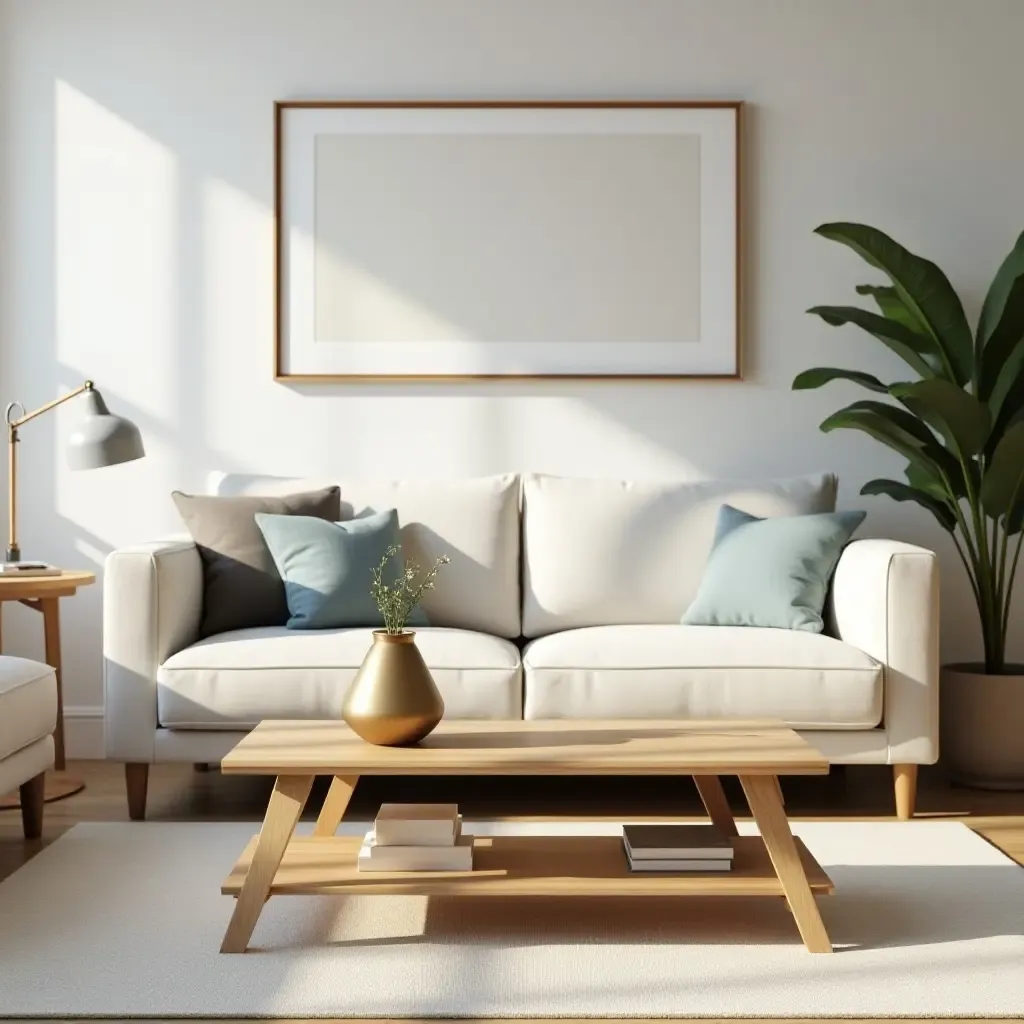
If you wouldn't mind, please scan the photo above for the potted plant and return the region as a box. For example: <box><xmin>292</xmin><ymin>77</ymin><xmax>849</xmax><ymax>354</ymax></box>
<box><xmin>341</xmin><ymin>544</ymin><xmax>450</xmax><ymax>746</ymax></box>
<box><xmin>795</xmin><ymin>222</ymin><xmax>1024</xmax><ymax>789</ymax></box>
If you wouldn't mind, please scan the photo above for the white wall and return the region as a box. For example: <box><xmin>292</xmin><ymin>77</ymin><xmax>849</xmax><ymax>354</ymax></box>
<box><xmin>2</xmin><ymin>0</ymin><xmax>1023</xmax><ymax>756</ymax></box>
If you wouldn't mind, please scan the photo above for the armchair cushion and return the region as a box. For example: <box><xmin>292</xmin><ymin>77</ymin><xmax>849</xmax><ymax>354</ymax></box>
<box><xmin>0</xmin><ymin>656</ymin><xmax>57</xmax><ymax>761</ymax></box>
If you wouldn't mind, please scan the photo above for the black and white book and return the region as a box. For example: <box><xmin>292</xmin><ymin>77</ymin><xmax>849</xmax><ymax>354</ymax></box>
<box><xmin>622</xmin><ymin>824</ymin><xmax>734</xmax><ymax>861</ymax></box>
<box><xmin>622</xmin><ymin>838</ymin><xmax>733</xmax><ymax>873</ymax></box>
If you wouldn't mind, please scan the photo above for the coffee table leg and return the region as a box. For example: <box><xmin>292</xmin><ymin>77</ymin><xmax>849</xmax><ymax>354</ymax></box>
<box><xmin>739</xmin><ymin>774</ymin><xmax>832</xmax><ymax>954</ymax></box>
<box><xmin>221</xmin><ymin>774</ymin><xmax>313</xmax><ymax>954</ymax></box>
<box><xmin>314</xmin><ymin>775</ymin><xmax>359</xmax><ymax>837</ymax></box>
<box><xmin>693</xmin><ymin>775</ymin><xmax>738</xmax><ymax>836</ymax></box>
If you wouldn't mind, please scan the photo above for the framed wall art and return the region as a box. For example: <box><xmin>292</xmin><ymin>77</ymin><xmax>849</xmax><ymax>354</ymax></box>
<box><xmin>274</xmin><ymin>100</ymin><xmax>742</xmax><ymax>381</ymax></box>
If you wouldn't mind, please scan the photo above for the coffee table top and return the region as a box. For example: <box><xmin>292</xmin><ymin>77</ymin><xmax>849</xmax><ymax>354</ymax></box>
<box><xmin>220</xmin><ymin>719</ymin><xmax>828</xmax><ymax>777</ymax></box>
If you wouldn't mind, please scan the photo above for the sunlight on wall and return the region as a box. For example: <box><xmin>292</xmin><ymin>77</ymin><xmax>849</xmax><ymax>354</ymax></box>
<box><xmin>314</xmin><ymin>245</ymin><xmax>471</xmax><ymax>344</ymax></box>
<box><xmin>55</xmin><ymin>80</ymin><xmax>178</xmax><ymax>543</ymax></box>
<box><xmin>202</xmin><ymin>176</ymin><xmax>272</xmax><ymax>461</ymax></box>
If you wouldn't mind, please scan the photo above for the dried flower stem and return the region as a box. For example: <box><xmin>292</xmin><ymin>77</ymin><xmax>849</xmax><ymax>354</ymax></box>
<box><xmin>370</xmin><ymin>544</ymin><xmax>451</xmax><ymax>635</ymax></box>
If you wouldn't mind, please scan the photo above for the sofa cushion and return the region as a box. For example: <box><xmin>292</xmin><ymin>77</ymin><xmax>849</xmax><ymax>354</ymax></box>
<box><xmin>255</xmin><ymin>509</ymin><xmax>426</xmax><ymax>630</ymax></box>
<box><xmin>158</xmin><ymin>626</ymin><xmax>522</xmax><ymax>728</ymax></box>
<box><xmin>522</xmin><ymin>473</ymin><xmax>838</xmax><ymax>636</ymax></box>
<box><xmin>682</xmin><ymin>505</ymin><xmax>867</xmax><ymax>632</ymax></box>
<box><xmin>0</xmin><ymin>656</ymin><xmax>58</xmax><ymax>761</ymax></box>
<box><xmin>210</xmin><ymin>473</ymin><xmax>521</xmax><ymax>638</ymax></box>
<box><xmin>172</xmin><ymin>486</ymin><xmax>341</xmax><ymax>637</ymax></box>
<box><xmin>522</xmin><ymin>625</ymin><xmax>882</xmax><ymax>728</ymax></box>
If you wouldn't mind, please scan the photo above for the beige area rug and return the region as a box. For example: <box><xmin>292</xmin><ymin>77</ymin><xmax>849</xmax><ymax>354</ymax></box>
<box><xmin>0</xmin><ymin>819</ymin><xmax>1021</xmax><ymax>1018</ymax></box>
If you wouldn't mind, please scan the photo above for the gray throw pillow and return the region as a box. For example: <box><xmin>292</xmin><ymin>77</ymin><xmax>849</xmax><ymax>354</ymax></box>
<box><xmin>681</xmin><ymin>504</ymin><xmax>866</xmax><ymax>632</ymax></box>
<box><xmin>172</xmin><ymin>487</ymin><xmax>340</xmax><ymax>637</ymax></box>
<box><xmin>254</xmin><ymin>508</ymin><xmax>429</xmax><ymax>630</ymax></box>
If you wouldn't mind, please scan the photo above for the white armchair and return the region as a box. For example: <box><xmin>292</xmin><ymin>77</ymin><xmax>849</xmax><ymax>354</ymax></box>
<box><xmin>0</xmin><ymin>656</ymin><xmax>58</xmax><ymax>838</ymax></box>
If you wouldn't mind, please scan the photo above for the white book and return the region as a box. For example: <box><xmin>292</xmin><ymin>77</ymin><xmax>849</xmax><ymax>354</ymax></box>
<box><xmin>0</xmin><ymin>562</ymin><xmax>61</xmax><ymax>577</ymax></box>
<box><xmin>374</xmin><ymin>803</ymin><xmax>460</xmax><ymax>846</ymax></box>
<box><xmin>626</xmin><ymin>856</ymin><xmax>732</xmax><ymax>873</ymax></box>
<box><xmin>357</xmin><ymin>832</ymin><xmax>473</xmax><ymax>872</ymax></box>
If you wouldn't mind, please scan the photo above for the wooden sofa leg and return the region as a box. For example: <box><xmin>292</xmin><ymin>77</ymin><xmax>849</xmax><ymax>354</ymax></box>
<box><xmin>19</xmin><ymin>771</ymin><xmax>45</xmax><ymax>839</ymax></box>
<box><xmin>125</xmin><ymin>763</ymin><xmax>150</xmax><ymax>821</ymax></box>
<box><xmin>894</xmin><ymin>763</ymin><xmax>917</xmax><ymax>820</ymax></box>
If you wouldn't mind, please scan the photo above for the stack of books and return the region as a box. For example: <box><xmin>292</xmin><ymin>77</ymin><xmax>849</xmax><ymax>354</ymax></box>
<box><xmin>622</xmin><ymin>824</ymin><xmax>734</xmax><ymax>873</ymax></box>
<box><xmin>357</xmin><ymin>802</ymin><xmax>473</xmax><ymax>872</ymax></box>
<box><xmin>0</xmin><ymin>561</ymin><xmax>61</xmax><ymax>577</ymax></box>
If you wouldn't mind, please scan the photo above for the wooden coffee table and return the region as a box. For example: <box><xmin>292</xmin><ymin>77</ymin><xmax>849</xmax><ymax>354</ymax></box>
<box><xmin>220</xmin><ymin>719</ymin><xmax>834</xmax><ymax>954</ymax></box>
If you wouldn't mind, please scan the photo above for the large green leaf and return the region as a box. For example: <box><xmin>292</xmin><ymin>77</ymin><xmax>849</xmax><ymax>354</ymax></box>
<box><xmin>906</xmin><ymin>460</ymin><xmax>952</xmax><ymax>500</ymax></box>
<box><xmin>820</xmin><ymin>399</ymin><xmax>964</xmax><ymax>487</ymax></box>
<box><xmin>890</xmin><ymin>379</ymin><xmax>991</xmax><ymax>458</ymax></box>
<box><xmin>987</xmin><ymin>369</ymin><xmax>1024</xmax><ymax>459</ymax></box>
<box><xmin>815</xmin><ymin>223</ymin><xmax>973</xmax><ymax>385</ymax></box>
<box><xmin>820</xmin><ymin>401</ymin><xmax>933</xmax><ymax>469</ymax></box>
<box><xmin>861</xmin><ymin>478</ymin><xmax>956</xmax><ymax>532</ymax></box>
<box><xmin>792</xmin><ymin>367</ymin><xmax>890</xmax><ymax>393</ymax></box>
<box><xmin>906</xmin><ymin>458</ymin><xmax>973</xmax><ymax>502</ymax></box>
<box><xmin>808</xmin><ymin>305</ymin><xmax>941</xmax><ymax>379</ymax></box>
<box><xmin>980</xmin><ymin>420</ymin><xmax>1024</xmax><ymax>519</ymax></box>
<box><xmin>978</xmin><ymin>231</ymin><xmax>1024</xmax><ymax>417</ymax></box>
<box><xmin>1008</xmin><ymin>501</ymin><xmax>1024</xmax><ymax>536</ymax></box>
<box><xmin>855</xmin><ymin>284</ymin><xmax>929</xmax><ymax>335</ymax></box>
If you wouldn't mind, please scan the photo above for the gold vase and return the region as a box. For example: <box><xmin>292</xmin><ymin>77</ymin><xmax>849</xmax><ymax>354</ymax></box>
<box><xmin>342</xmin><ymin>630</ymin><xmax>444</xmax><ymax>746</ymax></box>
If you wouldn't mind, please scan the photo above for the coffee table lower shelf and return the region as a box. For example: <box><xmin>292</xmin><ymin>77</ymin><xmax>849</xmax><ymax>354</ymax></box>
<box><xmin>222</xmin><ymin>833</ymin><xmax>834</xmax><ymax>898</ymax></box>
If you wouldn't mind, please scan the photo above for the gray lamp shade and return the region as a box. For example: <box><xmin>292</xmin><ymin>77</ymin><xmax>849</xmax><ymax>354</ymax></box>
<box><xmin>67</xmin><ymin>389</ymin><xmax>145</xmax><ymax>471</ymax></box>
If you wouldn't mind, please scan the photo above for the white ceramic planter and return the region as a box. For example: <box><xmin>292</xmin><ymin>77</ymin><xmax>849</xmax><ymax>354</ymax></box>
<box><xmin>941</xmin><ymin>663</ymin><xmax>1024</xmax><ymax>790</ymax></box>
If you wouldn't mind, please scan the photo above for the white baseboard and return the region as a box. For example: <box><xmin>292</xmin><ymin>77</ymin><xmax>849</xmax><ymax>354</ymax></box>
<box><xmin>64</xmin><ymin>705</ymin><xmax>105</xmax><ymax>760</ymax></box>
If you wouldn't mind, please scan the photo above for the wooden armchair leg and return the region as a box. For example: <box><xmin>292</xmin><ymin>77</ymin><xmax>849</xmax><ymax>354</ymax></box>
<box><xmin>125</xmin><ymin>763</ymin><xmax>150</xmax><ymax>821</ymax></box>
<box><xmin>893</xmin><ymin>763</ymin><xmax>917</xmax><ymax>820</ymax></box>
<box><xmin>19</xmin><ymin>771</ymin><xmax>45</xmax><ymax>839</ymax></box>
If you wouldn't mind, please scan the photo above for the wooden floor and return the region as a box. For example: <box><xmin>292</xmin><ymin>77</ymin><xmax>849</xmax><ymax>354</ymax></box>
<box><xmin>0</xmin><ymin>760</ymin><xmax>1022</xmax><ymax>1022</ymax></box>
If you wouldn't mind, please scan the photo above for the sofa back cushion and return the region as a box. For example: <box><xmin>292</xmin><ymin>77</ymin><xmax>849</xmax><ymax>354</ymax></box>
<box><xmin>211</xmin><ymin>473</ymin><xmax>521</xmax><ymax>637</ymax></box>
<box><xmin>521</xmin><ymin>473</ymin><xmax>838</xmax><ymax>637</ymax></box>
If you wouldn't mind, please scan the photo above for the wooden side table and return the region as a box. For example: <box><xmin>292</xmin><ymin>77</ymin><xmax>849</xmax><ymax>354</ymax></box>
<box><xmin>0</xmin><ymin>570</ymin><xmax>96</xmax><ymax>805</ymax></box>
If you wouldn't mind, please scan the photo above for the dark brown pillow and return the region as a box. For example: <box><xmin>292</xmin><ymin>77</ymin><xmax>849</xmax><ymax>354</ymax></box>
<box><xmin>172</xmin><ymin>487</ymin><xmax>341</xmax><ymax>637</ymax></box>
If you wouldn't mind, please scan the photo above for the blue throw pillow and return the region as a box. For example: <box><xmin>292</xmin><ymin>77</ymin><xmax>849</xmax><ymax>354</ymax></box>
<box><xmin>254</xmin><ymin>508</ymin><xmax>428</xmax><ymax>630</ymax></box>
<box><xmin>681</xmin><ymin>504</ymin><xmax>866</xmax><ymax>632</ymax></box>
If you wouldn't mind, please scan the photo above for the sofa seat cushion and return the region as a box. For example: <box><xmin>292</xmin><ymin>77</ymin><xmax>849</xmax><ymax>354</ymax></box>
<box><xmin>522</xmin><ymin>625</ymin><xmax>882</xmax><ymax>729</ymax></box>
<box><xmin>158</xmin><ymin>627</ymin><xmax>522</xmax><ymax>728</ymax></box>
<box><xmin>0</xmin><ymin>656</ymin><xmax>58</xmax><ymax>760</ymax></box>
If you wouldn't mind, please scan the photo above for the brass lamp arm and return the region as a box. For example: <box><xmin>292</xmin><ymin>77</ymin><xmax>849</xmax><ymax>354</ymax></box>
<box><xmin>6</xmin><ymin>380</ymin><xmax>95</xmax><ymax>563</ymax></box>
<box><xmin>5</xmin><ymin>380</ymin><xmax>94</xmax><ymax>430</ymax></box>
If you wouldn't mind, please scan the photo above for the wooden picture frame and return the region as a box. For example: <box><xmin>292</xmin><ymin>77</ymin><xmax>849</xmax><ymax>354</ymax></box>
<box><xmin>274</xmin><ymin>100</ymin><xmax>742</xmax><ymax>382</ymax></box>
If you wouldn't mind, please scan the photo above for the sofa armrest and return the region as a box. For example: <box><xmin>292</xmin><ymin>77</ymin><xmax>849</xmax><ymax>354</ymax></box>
<box><xmin>828</xmin><ymin>538</ymin><xmax>940</xmax><ymax>765</ymax></box>
<box><xmin>103</xmin><ymin>539</ymin><xmax>203</xmax><ymax>761</ymax></box>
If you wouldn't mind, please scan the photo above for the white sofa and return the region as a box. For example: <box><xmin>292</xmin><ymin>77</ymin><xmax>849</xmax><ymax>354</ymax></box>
<box><xmin>103</xmin><ymin>472</ymin><xmax>939</xmax><ymax>820</ymax></box>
